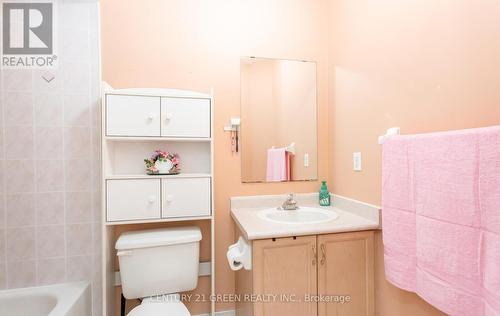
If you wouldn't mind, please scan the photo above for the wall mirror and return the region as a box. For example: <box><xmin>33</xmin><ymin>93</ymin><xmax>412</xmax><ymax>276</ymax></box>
<box><xmin>240</xmin><ymin>57</ymin><xmax>318</xmax><ymax>183</ymax></box>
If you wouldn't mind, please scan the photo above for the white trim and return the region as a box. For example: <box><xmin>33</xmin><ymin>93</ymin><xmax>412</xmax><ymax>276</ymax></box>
<box><xmin>103</xmin><ymin>85</ymin><xmax>211</xmax><ymax>99</ymax></box>
<box><xmin>209</xmin><ymin>88</ymin><xmax>216</xmax><ymax>315</ymax></box>
<box><xmin>104</xmin><ymin>136</ymin><xmax>212</xmax><ymax>142</ymax></box>
<box><xmin>198</xmin><ymin>261</ymin><xmax>211</xmax><ymax>277</ymax></box>
<box><xmin>104</xmin><ymin>173</ymin><xmax>212</xmax><ymax>180</ymax></box>
<box><xmin>105</xmin><ymin>216</ymin><xmax>213</xmax><ymax>226</ymax></box>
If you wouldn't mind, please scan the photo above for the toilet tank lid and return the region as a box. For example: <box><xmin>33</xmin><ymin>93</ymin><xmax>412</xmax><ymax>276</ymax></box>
<box><xmin>115</xmin><ymin>227</ymin><xmax>202</xmax><ymax>250</ymax></box>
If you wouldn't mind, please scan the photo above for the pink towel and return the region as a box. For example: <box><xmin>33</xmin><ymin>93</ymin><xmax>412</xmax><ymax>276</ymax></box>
<box><xmin>382</xmin><ymin>126</ymin><xmax>500</xmax><ymax>316</ymax></box>
<box><xmin>266</xmin><ymin>147</ymin><xmax>291</xmax><ymax>182</ymax></box>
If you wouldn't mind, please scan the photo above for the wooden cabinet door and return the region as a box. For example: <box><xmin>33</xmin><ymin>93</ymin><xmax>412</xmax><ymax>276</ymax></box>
<box><xmin>253</xmin><ymin>236</ymin><xmax>317</xmax><ymax>316</ymax></box>
<box><xmin>318</xmin><ymin>231</ymin><xmax>374</xmax><ymax>316</ymax></box>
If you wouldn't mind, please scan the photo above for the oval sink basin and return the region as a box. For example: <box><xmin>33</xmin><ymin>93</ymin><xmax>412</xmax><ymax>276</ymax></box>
<box><xmin>257</xmin><ymin>207</ymin><xmax>338</xmax><ymax>224</ymax></box>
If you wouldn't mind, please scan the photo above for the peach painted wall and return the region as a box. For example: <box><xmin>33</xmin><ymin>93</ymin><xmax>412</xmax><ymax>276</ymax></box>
<box><xmin>328</xmin><ymin>0</ymin><xmax>500</xmax><ymax>315</ymax></box>
<box><xmin>100</xmin><ymin>0</ymin><xmax>330</xmax><ymax>312</ymax></box>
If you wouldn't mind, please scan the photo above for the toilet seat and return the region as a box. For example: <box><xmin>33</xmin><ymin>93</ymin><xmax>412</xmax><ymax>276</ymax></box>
<box><xmin>128</xmin><ymin>301</ymin><xmax>190</xmax><ymax>316</ymax></box>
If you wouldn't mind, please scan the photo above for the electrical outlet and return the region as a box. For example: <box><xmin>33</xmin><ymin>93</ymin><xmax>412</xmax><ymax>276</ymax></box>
<box><xmin>353</xmin><ymin>152</ymin><xmax>362</xmax><ymax>171</ymax></box>
<box><xmin>304</xmin><ymin>153</ymin><xmax>309</xmax><ymax>167</ymax></box>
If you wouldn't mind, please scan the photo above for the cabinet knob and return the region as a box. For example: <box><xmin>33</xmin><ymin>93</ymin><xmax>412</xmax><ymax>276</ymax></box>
<box><xmin>147</xmin><ymin>196</ymin><xmax>156</xmax><ymax>203</ymax></box>
<box><xmin>165</xmin><ymin>113</ymin><xmax>173</xmax><ymax>120</ymax></box>
<box><xmin>147</xmin><ymin>113</ymin><xmax>155</xmax><ymax>120</ymax></box>
<box><xmin>165</xmin><ymin>194</ymin><xmax>174</xmax><ymax>202</ymax></box>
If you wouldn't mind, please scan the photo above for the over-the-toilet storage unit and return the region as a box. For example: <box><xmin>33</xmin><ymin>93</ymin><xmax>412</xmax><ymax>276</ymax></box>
<box><xmin>100</xmin><ymin>85</ymin><xmax>215</xmax><ymax>315</ymax></box>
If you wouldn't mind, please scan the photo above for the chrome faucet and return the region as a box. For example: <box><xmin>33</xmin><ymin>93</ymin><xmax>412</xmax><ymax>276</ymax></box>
<box><xmin>281</xmin><ymin>193</ymin><xmax>298</xmax><ymax>210</ymax></box>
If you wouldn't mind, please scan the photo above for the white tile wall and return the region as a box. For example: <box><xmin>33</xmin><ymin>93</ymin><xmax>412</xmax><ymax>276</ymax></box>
<box><xmin>0</xmin><ymin>1</ymin><xmax>101</xmax><ymax>315</ymax></box>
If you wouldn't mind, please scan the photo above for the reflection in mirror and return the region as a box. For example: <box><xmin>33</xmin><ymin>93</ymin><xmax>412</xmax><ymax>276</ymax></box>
<box><xmin>240</xmin><ymin>57</ymin><xmax>318</xmax><ymax>183</ymax></box>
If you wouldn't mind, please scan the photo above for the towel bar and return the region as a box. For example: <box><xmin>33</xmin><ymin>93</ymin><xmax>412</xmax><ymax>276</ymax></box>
<box><xmin>378</xmin><ymin>127</ymin><xmax>400</xmax><ymax>144</ymax></box>
<box><xmin>271</xmin><ymin>142</ymin><xmax>296</xmax><ymax>155</ymax></box>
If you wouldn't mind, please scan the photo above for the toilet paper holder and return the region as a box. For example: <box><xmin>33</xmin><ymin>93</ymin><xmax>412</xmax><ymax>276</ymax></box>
<box><xmin>227</xmin><ymin>236</ymin><xmax>252</xmax><ymax>271</ymax></box>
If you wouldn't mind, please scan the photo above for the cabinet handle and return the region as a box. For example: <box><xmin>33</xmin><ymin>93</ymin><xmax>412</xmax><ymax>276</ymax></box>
<box><xmin>320</xmin><ymin>243</ymin><xmax>326</xmax><ymax>265</ymax></box>
<box><xmin>165</xmin><ymin>113</ymin><xmax>173</xmax><ymax>120</ymax></box>
<box><xmin>147</xmin><ymin>113</ymin><xmax>155</xmax><ymax>120</ymax></box>
<box><xmin>165</xmin><ymin>194</ymin><xmax>174</xmax><ymax>202</ymax></box>
<box><xmin>147</xmin><ymin>196</ymin><xmax>156</xmax><ymax>203</ymax></box>
<box><xmin>312</xmin><ymin>245</ymin><xmax>317</xmax><ymax>266</ymax></box>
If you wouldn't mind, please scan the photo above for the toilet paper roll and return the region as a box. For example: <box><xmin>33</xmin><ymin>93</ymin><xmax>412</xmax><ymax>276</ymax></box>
<box><xmin>227</xmin><ymin>246</ymin><xmax>243</xmax><ymax>271</ymax></box>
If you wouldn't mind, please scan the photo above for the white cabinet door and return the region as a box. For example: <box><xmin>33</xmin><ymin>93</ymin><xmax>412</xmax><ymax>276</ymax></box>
<box><xmin>161</xmin><ymin>97</ymin><xmax>210</xmax><ymax>138</ymax></box>
<box><xmin>106</xmin><ymin>179</ymin><xmax>161</xmax><ymax>222</ymax></box>
<box><xmin>106</xmin><ymin>95</ymin><xmax>161</xmax><ymax>136</ymax></box>
<box><xmin>162</xmin><ymin>178</ymin><xmax>211</xmax><ymax>218</ymax></box>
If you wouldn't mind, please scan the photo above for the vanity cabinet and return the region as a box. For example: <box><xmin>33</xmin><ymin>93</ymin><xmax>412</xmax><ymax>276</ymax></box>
<box><xmin>236</xmin><ymin>230</ymin><xmax>374</xmax><ymax>316</ymax></box>
<box><xmin>253</xmin><ymin>236</ymin><xmax>317</xmax><ymax>316</ymax></box>
<box><xmin>317</xmin><ymin>231</ymin><xmax>374</xmax><ymax>316</ymax></box>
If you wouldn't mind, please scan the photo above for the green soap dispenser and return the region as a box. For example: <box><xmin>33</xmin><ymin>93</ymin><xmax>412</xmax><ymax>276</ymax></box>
<box><xmin>319</xmin><ymin>180</ymin><xmax>331</xmax><ymax>206</ymax></box>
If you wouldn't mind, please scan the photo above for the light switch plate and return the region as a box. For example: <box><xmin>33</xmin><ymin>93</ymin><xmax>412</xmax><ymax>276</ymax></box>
<box><xmin>304</xmin><ymin>153</ymin><xmax>309</xmax><ymax>167</ymax></box>
<box><xmin>353</xmin><ymin>152</ymin><xmax>362</xmax><ymax>171</ymax></box>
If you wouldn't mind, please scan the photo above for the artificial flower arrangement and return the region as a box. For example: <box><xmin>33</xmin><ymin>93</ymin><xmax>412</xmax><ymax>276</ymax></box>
<box><xmin>144</xmin><ymin>150</ymin><xmax>180</xmax><ymax>175</ymax></box>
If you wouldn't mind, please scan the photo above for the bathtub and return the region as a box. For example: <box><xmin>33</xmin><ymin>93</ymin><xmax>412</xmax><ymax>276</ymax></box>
<box><xmin>0</xmin><ymin>281</ymin><xmax>91</xmax><ymax>316</ymax></box>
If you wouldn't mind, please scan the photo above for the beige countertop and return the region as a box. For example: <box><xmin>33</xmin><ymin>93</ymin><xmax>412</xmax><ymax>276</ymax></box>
<box><xmin>230</xmin><ymin>193</ymin><xmax>381</xmax><ymax>240</ymax></box>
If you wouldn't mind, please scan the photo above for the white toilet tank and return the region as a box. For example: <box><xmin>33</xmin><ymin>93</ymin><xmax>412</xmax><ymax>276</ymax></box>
<box><xmin>116</xmin><ymin>226</ymin><xmax>202</xmax><ymax>299</ymax></box>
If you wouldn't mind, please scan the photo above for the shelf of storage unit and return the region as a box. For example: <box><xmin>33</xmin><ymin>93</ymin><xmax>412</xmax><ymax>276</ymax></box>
<box><xmin>105</xmin><ymin>215</ymin><xmax>213</xmax><ymax>226</ymax></box>
<box><xmin>104</xmin><ymin>136</ymin><xmax>212</xmax><ymax>142</ymax></box>
<box><xmin>103</xmin><ymin>140</ymin><xmax>211</xmax><ymax>176</ymax></box>
<box><xmin>101</xmin><ymin>86</ymin><xmax>216</xmax><ymax>316</ymax></box>
<box><xmin>104</xmin><ymin>173</ymin><xmax>212</xmax><ymax>180</ymax></box>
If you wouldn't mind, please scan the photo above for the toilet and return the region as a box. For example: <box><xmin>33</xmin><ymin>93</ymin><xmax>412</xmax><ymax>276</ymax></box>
<box><xmin>115</xmin><ymin>226</ymin><xmax>202</xmax><ymax>316</ymax></box>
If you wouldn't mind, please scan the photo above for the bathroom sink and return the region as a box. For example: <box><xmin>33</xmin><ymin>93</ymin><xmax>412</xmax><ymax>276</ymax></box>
<box><xmin>257</xmin><ymin>207</ymin><xmax>338</xmax><ymax>224</ymax></box>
